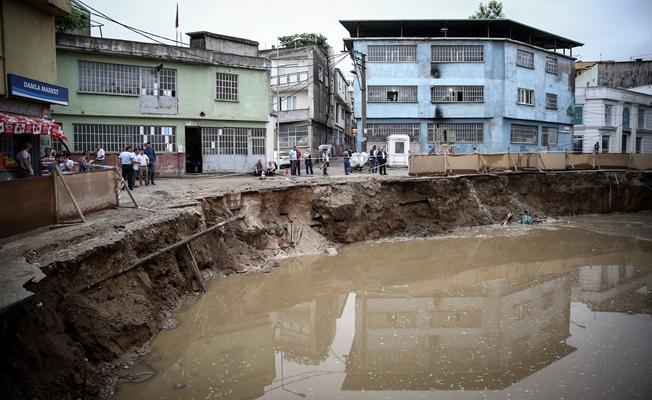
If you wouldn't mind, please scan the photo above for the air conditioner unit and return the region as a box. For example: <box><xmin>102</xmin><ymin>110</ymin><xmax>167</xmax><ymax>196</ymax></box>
<box><xmin>434</xmin><ymin>106</ymin><xmax>443</xmax><ymax>119</ymax></box>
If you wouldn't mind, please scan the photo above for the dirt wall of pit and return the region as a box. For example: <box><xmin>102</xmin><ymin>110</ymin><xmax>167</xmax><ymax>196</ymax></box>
<box><xmin>1</xmin><ymin>171</ymin><xmax>651</xmax><ymax>400</ymax></box>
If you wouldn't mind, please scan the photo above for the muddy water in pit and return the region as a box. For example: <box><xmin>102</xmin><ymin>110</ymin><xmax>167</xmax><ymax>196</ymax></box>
<box><xmin>115</xmin><ymin>213</ymin><xmax>652</xmax><ymax>400</ymax></box>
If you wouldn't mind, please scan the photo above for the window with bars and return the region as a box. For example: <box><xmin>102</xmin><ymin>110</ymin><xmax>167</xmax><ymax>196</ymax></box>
<box><xmin>368</xmin><ymin>45</ymin><xmax>417</xmax><ymax>62</ymax></box>
<box><xmin>605</xmin><ymin>104</ymin><xmax>613</xmax><ymax>126</ymax></box>
<box><xmin>542</xmin><ymin>127</ymin><xmax>558</xmax><ymax>146</ymax></box>
<box><xmin>216</xmin><ymin>73</ymin><xmax>238</xmax><ymax>101</ymax></box>
<box><xmin>368</xmin><ymin>85</ymin><xmax>418</xmax><ymax>103</ymax></box>
<box><xmin>431</xmin><ymin>85</ymin><xmax>484</xmax><ymax>103</ymax></box>
<box><xmin>517</xmin><ymin>88</ymin><xmax>535</xmax><ymax>106</ymax></box>
<box><xmin>431</xmin><ymin>45</ymin><xmax>484</xmax><ymax>62</ymax></box>
<box><xmin>545</xmin><ymin>57</ymin><xmax>558</xmax><ymax>74</ymax></box>
<box><xmin>78</xmin><ymin>60</ymin><xmax>176</xmax><ymax>96</ymax></box>
<box><xmin>279</xmin><ymin>125</ymin><xmax>309</xmax><ymax>149</ymax></box>
<box><xmin>366</xmin><ymin>123</ymin><xmax>420</xmax><ymax>141</ymax></box>
<box><xmin>574</xmin><ymin>106</ymin><xmax>583</xmax><ymax>125</ymax></box>
<box><xmin>545</xmin><ymin>93</ymin><xmax>558</xmax><ymax>109</ymax></box>
<box><xmin>427</xmin><ymin>123</ymin><xmax>483</xmax><ymax>143</ymax></box>
<box><xmin>510</xmin><ymin>124</ymin><xmax>538</xmax><ymax>144</ymax></box>
<box><xmin>251</xmin><ymin>128</ymin><xmax>266</xmax><ymax>154</ymax></box>
<box><xmin>516</xmin><ymin>49</ymin><xmax>534</xmax><ymax>69</ymax></box>
<box><xmin>72</xmin><ymin>123</ymin><xmax>175</xmax><ymax>152</ymax></box>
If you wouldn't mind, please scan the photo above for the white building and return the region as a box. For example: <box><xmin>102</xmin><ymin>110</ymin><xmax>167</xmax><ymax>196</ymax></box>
<box><xmin>573</xmin><ymin>86</ymin><xmax>652</xmax><ymax>153</ymax></box>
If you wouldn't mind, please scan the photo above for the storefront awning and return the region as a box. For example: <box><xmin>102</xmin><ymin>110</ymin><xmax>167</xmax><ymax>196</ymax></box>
<box><xmin>0</xmin><ymin>112</ymin><xmax>68</xmax><ymax>141</ymax></box>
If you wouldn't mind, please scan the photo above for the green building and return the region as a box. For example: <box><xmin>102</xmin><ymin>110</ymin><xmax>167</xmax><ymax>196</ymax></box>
<box><xmin>0</xmin><ymin>0</ymin><xmax>72</xmax><ymax>178</ymax></box>
<box><xmin>52</xmin><ymin>31</ymin><xmax>272</xmax><ymax>175</ymax></box>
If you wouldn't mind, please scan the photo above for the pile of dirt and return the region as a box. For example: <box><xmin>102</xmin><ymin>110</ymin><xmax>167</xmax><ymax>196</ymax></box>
<box><xmin>0</xmin><ymin>171</ymin><xmax>650</xmax><ymax>399</ymax></box>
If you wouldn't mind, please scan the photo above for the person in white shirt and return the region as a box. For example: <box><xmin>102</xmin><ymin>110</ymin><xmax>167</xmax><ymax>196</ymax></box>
<box><xmin>119</xmin><ymin>145</ymin><xmax>137</xmax><ymax>190</ymax></box>
<box><xmin>136</xmin><ymin>148</ymin><xmax>150</xmax><ymax>186</ymax></box>
<box><xmin>95</xmin><ymin>144</ymin><xmax>105</xmax><ymax>166</ymax></box>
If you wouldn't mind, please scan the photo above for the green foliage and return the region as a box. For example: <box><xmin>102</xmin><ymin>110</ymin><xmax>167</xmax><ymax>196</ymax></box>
<box><xmin>55</xmin><ymin>7</ymin><xmax>88</xmax><ymax>33</ymax></box>
<box><xmin>278</xmin><ymin>33</ymin><xmax>329</xmax><ymax>51</ymax></box>
<box><xmin>469</xmin><ymin>0</ymin><xmax>505</xmax><ymax>19</ymax></box>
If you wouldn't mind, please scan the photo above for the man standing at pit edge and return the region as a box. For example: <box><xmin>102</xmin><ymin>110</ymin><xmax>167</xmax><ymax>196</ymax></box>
<box><xmin>144</xmin><ymin>142</ymin><xmax>156</xmax><ymax>185</ymax></box>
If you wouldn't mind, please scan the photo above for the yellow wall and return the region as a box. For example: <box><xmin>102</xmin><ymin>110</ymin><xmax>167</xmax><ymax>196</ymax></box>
<box><xmin>0</xmin><ymin>0</ymin><xmax>62</xmax><ymax>95</ymax></box>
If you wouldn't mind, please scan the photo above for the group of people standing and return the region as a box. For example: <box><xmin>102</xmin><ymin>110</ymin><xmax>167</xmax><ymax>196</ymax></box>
<box><xmin>118</xmin><ymin>143</ymin><xmax>157</xmax><ymax>190</ymax></box>
<box><xmin>288</xmin><ymin>145</ymin><xmax>333</xmax><ymax>176</ymax></box>
<box><xmin>368</xmin><ymin>145</ymin><xmax>388</xmax><ymax>175</ymax></box>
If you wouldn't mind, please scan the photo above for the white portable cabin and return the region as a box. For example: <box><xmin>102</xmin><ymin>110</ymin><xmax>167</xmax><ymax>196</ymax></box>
<box><xmin>387</xmin><ymin>134</ymin><xmax>410</xmax><ymax>167</ymax></box>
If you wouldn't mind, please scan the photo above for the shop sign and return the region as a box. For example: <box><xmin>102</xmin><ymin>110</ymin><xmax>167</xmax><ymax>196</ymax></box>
<box><xmin>7</xmin><ymin>74</ymin><xmax>69</xmax><ymax>106</ymax></box>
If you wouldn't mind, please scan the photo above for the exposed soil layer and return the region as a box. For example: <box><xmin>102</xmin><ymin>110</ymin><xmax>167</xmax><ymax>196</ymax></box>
<box><xmin>1</xmin><ymin>171</ymin><xmax>651</xmax><ymax>400</ymax></box>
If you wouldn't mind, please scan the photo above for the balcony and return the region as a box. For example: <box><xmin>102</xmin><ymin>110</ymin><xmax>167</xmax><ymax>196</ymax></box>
<box><xmin>278</xmin><ymin>108</ymin><xmax>310</xmax><ymax>123</ymax></box>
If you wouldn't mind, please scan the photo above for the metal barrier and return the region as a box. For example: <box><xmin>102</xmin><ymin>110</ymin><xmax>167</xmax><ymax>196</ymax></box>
<box><xmin>0</xmin><ymin>169</ymin><xmax>120</xmax><ymax>238</ymax></box>
<box><xmin>409</xmin><ymin>152</ymin><xmax>652</xmax><ymax>176</ymax></box>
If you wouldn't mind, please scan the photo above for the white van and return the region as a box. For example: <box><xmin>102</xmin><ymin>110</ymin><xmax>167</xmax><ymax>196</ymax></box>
<box><xmin>387</xmin><ymin>134</ymin><xmax>410</xmax><ymax>167</ymax></box>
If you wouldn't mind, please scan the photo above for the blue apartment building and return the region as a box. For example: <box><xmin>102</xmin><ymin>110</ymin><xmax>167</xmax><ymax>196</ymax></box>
<box><xmin>340</xmin><ymin>19</ymin><xmax>583</xmax><ymax>154</ymax></box>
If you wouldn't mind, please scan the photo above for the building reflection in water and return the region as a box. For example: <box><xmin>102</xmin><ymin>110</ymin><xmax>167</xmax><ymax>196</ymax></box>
<box><xmin>575</xmin><ymin>265</ymin><xmax>652</xmax><ymax>314</ymax></box>
<box><xmin>343</xmin><ymin>269</ymin><xmax>577</xmax><ymax>391</ymax></box>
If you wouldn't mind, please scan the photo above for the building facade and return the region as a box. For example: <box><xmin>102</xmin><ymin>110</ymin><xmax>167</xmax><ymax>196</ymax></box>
<box><xmin>0</xmin><ymin>0</ymin><xmax>71</xmax><ymax>178</ymax></box>
<box><xmin>52</xmin><ymin>31</ymin><xmax>272</xmax><ymax>175</ymax></box>
<box><xmin>573</xmin><ymin>86</ymin><xmax>652</xmax><ymax>153</ymax></box>
<box><xmin>261</xmin><ymin>45</ymin><xmax>354</xmax><ymax>156</ymax></box>
<box><xmin>575</xmin><ymin>60</ymin><xmax>652</xmax><ymax>89</ymax></box>
<box><xmin>340</xmin><ymin>19</ymin><xmax>582</xmax><ymax>154</ymax></box>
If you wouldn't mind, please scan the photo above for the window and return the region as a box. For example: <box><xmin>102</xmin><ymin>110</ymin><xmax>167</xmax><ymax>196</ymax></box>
<box><xmin>545</xmin><ymin>93</ymin><xmax>558</xmax><ymax>110</ymax></box>
<box><xmin>543</xmin><ymin>292</ymin><xmax>554</xmax><ymax>309</ymax></box>
<box><xmin>511</xmin><ymin>124</ymin><xmax>537</xmax><ymax>144</ymax></box>
<box><xmin>216</xmin><ymin>73</ymin><xmax>238</xmax><ymax>101</ymax></box>
<box><xmin>395</xmin><ymin>141</ymin><xmax>405</xmax><ymax>154</ymax></box>
<box><xmin>428</xmin><ymin>123</ymin><xmax>483</xmax><ymax>143</ymax></box>
<box><xmin>368</xmin><ymin>85</ymin><xmax>418</xmax><ymax>103</ymax></box>
<box><xmin>622</xmin><ymin>107</ymin><xmax>630</xmax><ymax>129</ymax></box>
<box><xmin>251</xmin><ymin>128</ymin><xmax>266</xmax><ymax>154</ymax></box>
<box><xmin>516</xmin><ymin>49</ymin><xmax>534</xmax><ymax>69</ymax></box>
<box><xmin>573</xmin><ymin>135</ymin><xmax>583</xmax><ymax>152</ymax></box>
<box><xmin>279</xmin><ymin>125</ymin><xmax>309</xmax><ymax>149</ymax></box>
<box><xmin>280</xmin><ymin>95</ymin><xmax>297</xmax><ymax>111</ymax></box>
<box><xmin>367</xmin><ymin>123</ymin><xmax>420</xmax><ymax>141</ymax></box>
<box><xmin>601</xmin><ymin>135</ymin><xmax>610</xmax><ymax>153</ymax></box>
<box><xmin>574</xmin><ymin>106</ymin><xmax>583</xmax><ymax>125</ymax></box>
<box><xmin>431</xmin><ymin>45</ymin><xmax>484</xmax><ymax>62</ymax></box>
<box><xmin>368</xmin><ymin>45</ymin><xmax>417</xmax><ymax>62</ymax></box>
<box><xmin>431</xmin><ymin>85</ymin><xmax>484</xmax><ymax>103</ymax></box>
<box><xmin>517</xmin><ymin>88</ymin><xmax>535</xmax><ymax>105</ymax></box>
<box><xmin>78</xmin><ymin>60</ymin><xmax>176</xmax><ymax>96</ymax></box>
<box><xmin>318</xmin><ymin>66</ymin><xmax>324</xmax><ymax>82</ymax></box>
<box><xmin>638</xmin><ymin>109</ymin><xmax>646</xmax><ymax>129</ymax></box>
<box><xmin>542</xmin><ymin>126</ymin><xmax>558</xmax><ymax>146</ymax></box>
<box><xmin>545</xmin><ymin>57</ymin><xmax>558</xmax><ymax>74</ymax></box>
<box><xmin>431</xmin><ymin>310</ymin><xmax>481</xmax><ymax>328</ymax></box>
<box><xmin>605</xmin><ymin>104</ymin><xmax>613</xmax><ymax>126</ymax></box>
<box><xmin>72</xmin><ymin>123</ymin><xmax>175</xmax><ymax>152</ymax></box>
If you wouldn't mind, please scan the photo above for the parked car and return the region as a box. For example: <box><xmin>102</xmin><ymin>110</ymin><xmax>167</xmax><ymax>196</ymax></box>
<box><xmin>274</xmin><ymin>151</ymin><xmax>291</xmax><ymax>169</ymax></box>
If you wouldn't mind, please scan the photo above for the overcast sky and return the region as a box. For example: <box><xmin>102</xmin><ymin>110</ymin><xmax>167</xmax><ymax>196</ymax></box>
<box><xmin>84</xmin><ymin>0</ymin><xmax>652</xmax><ymax>66</ymax></box>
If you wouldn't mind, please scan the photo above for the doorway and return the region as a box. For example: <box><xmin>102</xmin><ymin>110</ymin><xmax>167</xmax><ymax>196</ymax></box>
<box><xmin>185</xmin><ymin>126</ymin><xmax>202</xmax><ymax>173</ymax></box>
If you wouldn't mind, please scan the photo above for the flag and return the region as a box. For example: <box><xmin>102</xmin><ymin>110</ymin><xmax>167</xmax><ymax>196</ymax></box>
<box><xmin>175</xmin><ymin>3</ymin><xmax>179</xmax><ymax>29</ymax></box>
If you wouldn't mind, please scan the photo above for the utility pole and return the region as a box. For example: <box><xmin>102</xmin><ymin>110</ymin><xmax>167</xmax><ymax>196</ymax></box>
<box><xmin>360</xmin><ymin>52</ymin><xmax>367</xmax><ymax>153</ymax></box>
<box><xmin>275</xmin><ymin>46</ymin><xmax>281</xmax><ymax>156</ymax></box>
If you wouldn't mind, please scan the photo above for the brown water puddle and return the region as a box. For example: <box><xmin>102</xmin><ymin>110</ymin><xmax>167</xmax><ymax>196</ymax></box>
<box><xmin>115</xmin><ymin>214</ymin><xmax>652</xmax><ymax>400</ymax></box>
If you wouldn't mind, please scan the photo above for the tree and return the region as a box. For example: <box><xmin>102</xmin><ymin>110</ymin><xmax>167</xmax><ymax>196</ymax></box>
<box><xmin>55</xmin><ymin>7</ymin><xmax>88</xmax><ymax>33</ymax></box>
<box><xmin>469</xmin><ymin>0</ymin><xmax>505</xmax><ymax>19</ymax></box>
<box><xmin>278</xmin><ymin>33</ymin><xmax>329</xmax><ymax>51</ymax></box>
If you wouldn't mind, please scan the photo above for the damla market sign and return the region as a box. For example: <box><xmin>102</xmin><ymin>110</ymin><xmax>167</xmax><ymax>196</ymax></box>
<box><xmin>8</xmin><ymin>74</ymin><xmax>69</xmax><ymax>106</ymax></box>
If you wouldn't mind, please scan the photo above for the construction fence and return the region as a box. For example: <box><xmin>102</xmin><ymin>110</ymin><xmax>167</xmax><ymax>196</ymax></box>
<box><xmin>409</xmin><ymin>152</ymin><xmax>652</xmax><ymax>176</ymax></box>
<box><xmin>0</xmin><ymin>168</ymin><xmax>120</xmax><ymax>238</ymax></box>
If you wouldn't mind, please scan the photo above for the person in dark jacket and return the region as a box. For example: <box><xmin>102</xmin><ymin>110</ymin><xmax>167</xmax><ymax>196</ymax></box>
<box><xmin>378</xmin><ymin>146</ymin><xmax>388</xmax><ymax>175</ymax></box>
<box><xmin>144</xmin><ymin>142</ymin><xmax>157</xmax><ymax>185</ymax></box>
<box><xmin>369</xmin><ymin>145</ymin><xmax>377</xmax><ymax>173</ymax></box>
<box><xmin>343</xmin><ymin>148</ymin><xmax>351</xmax><ymax>175</ymax></box>
<box><xmin>304</xmin><ymin>151</ymin><xmax>313</xmax><ymax>175</ymax></box>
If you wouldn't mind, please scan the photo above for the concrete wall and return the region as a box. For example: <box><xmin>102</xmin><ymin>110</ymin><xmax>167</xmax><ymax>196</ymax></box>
<box><xmin>352</xmin><ymin>39</ymin><xmax>575</xmax><ymax>154</ymax></box>
<box><xmin>0</xmin><ymin>0</ymin><xmax>61</xmax><ymax>95</ymax></box>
